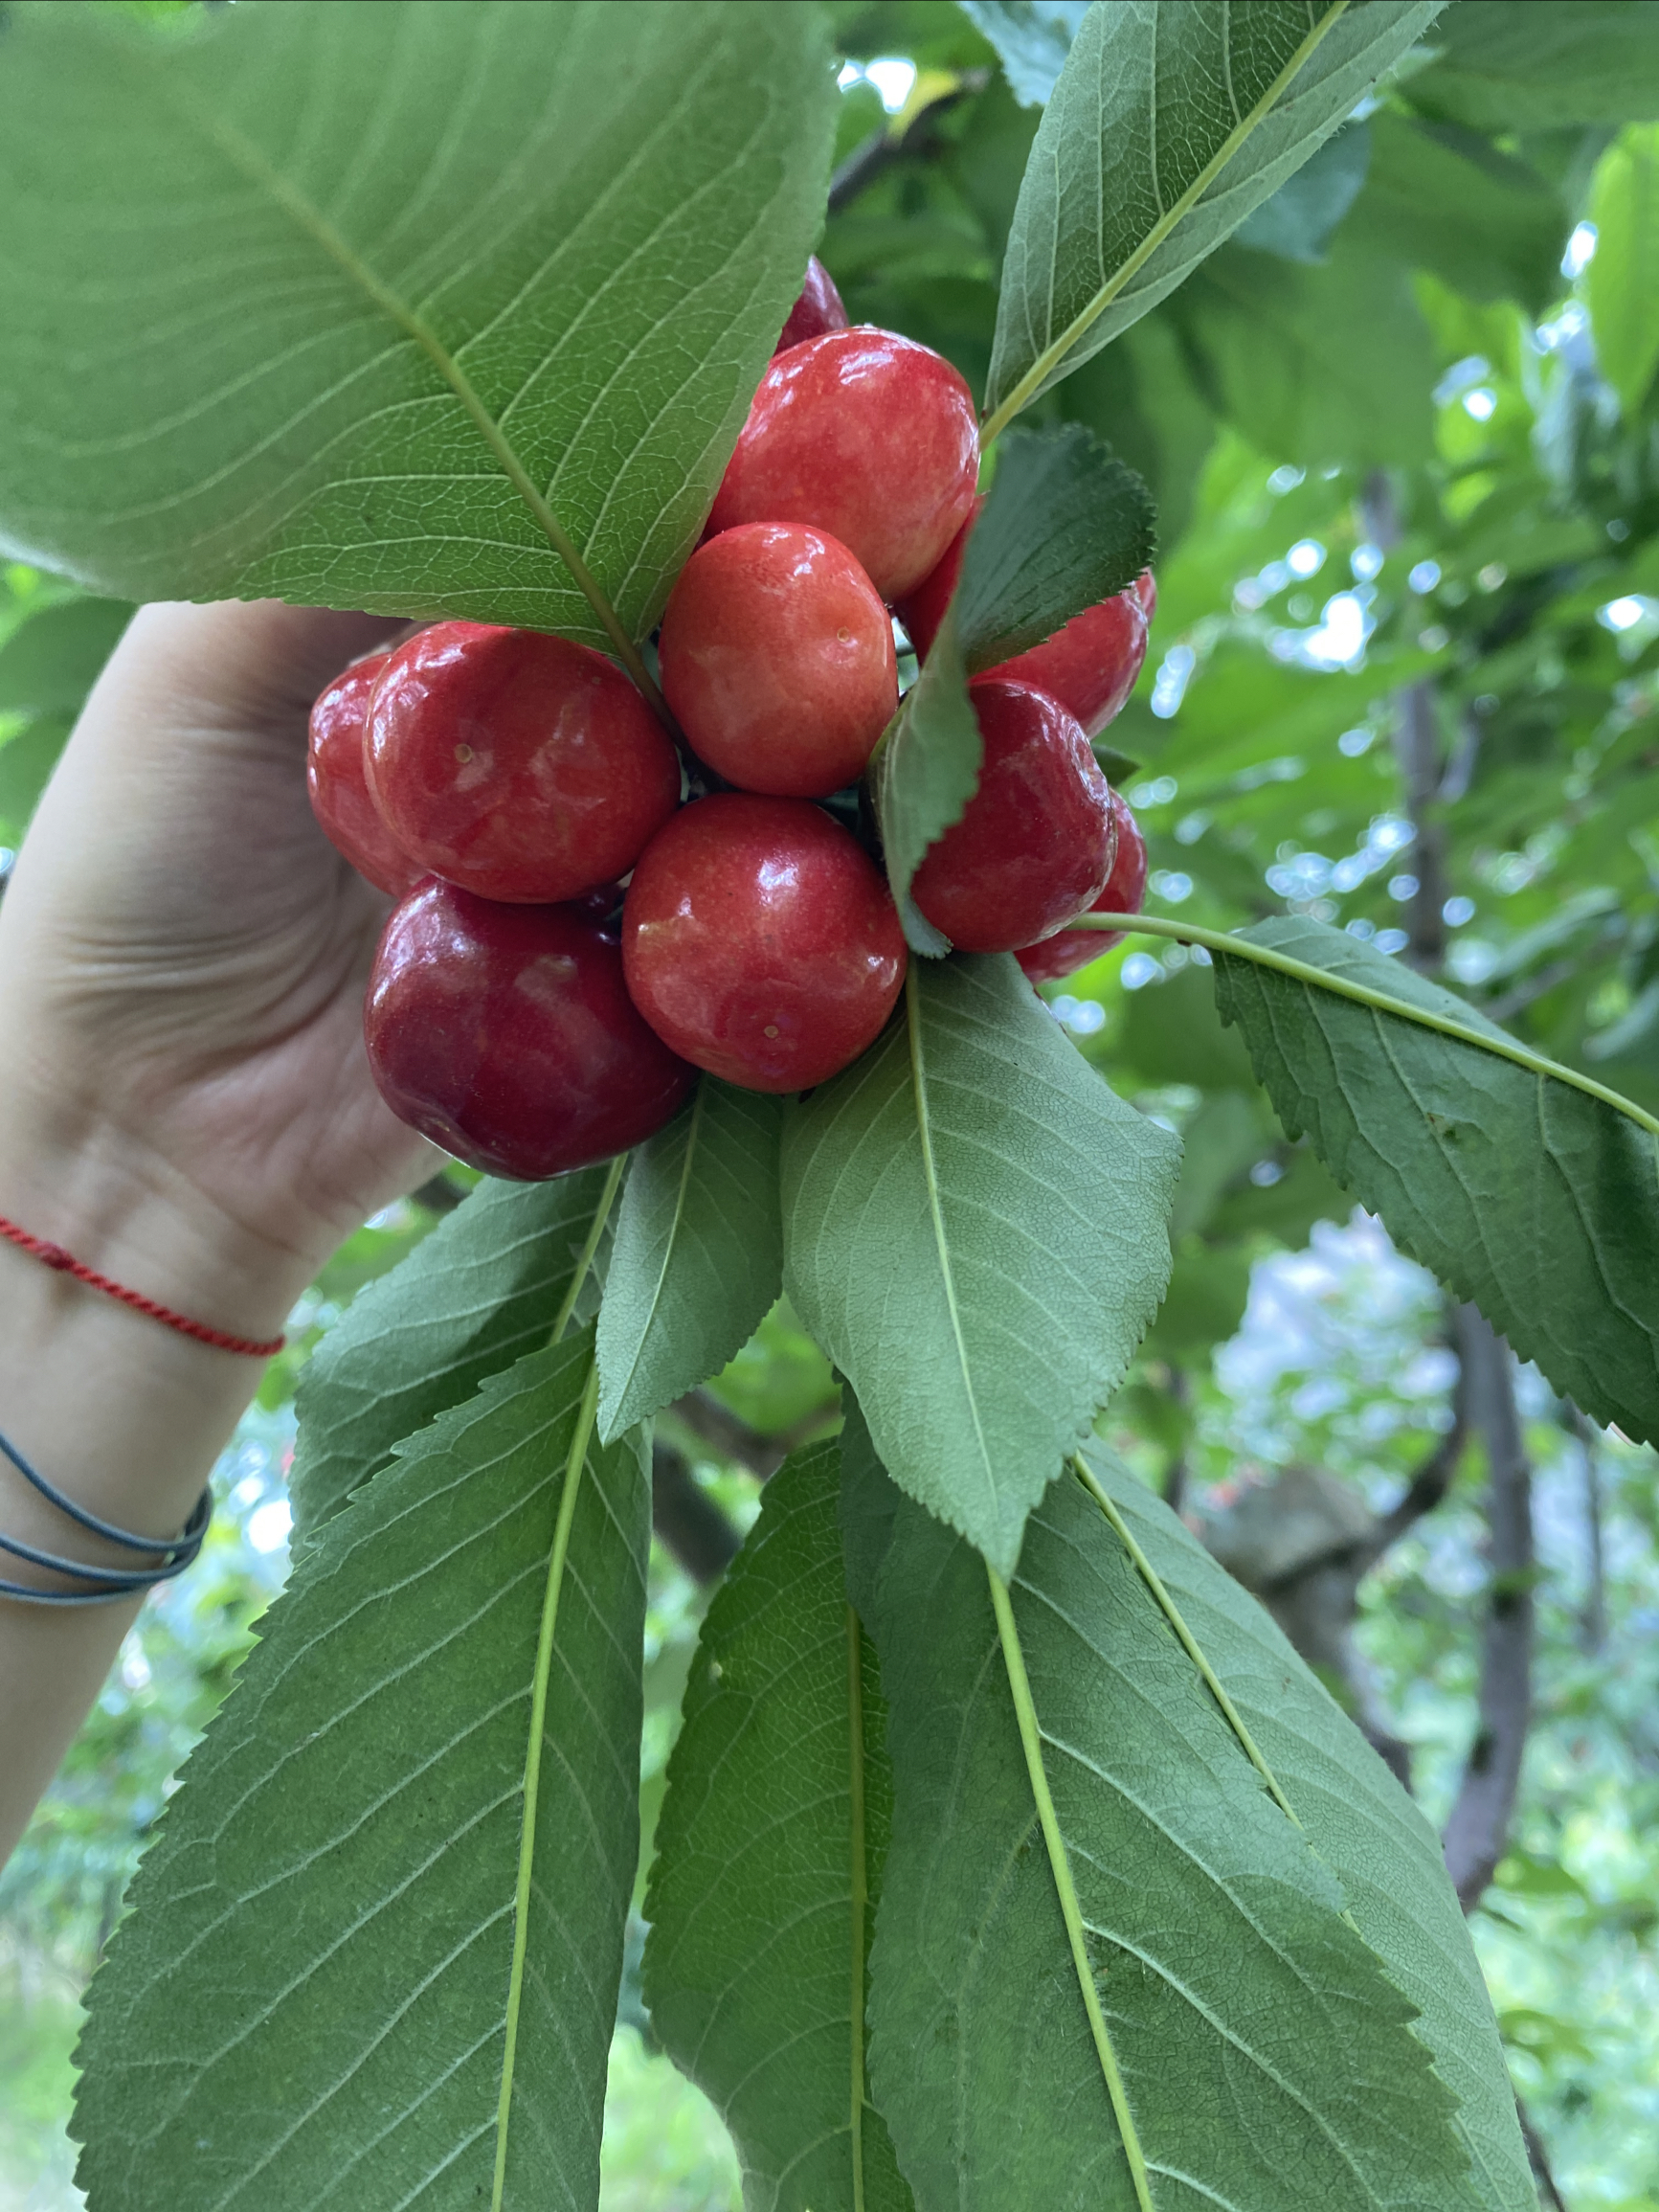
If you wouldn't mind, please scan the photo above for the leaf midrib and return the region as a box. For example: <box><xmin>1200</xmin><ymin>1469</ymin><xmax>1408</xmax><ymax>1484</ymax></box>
<box><xmin>905</xmin><ymin>965</ymin><xmax>998</xmax><ymax>1533</ymax></box>
<box><xmin>984</xmin><ymin>0</ymin><xmax>1352</xmax><ymax>438</ymax></box>
<box><xmin>491</xmin><ymin>1355</ymin><xmax>602</xmax><ymax>2211</ymax></box>
<box><xmin>143</xmin><ymin>52</ymin><xmax>670</xmax><ymax>716</ymax></box>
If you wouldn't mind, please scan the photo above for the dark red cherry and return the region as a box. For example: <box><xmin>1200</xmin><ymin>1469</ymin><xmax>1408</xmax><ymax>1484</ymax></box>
<box><xmin>622</xmin><ymin>794</ymin><xmax>906</xmax><ymax>1093</ymax></box>
<box><xmin>660</xmin><ymin>523</ymin><xmax>896</xmax><ymax>798</ymax></box>
<box><xmin>894</xmin><ymin>497</ymin><xmax>982</xmax><ymax>661</ymax></box>
<box><xmin>307</xmin><ymin>651</ymin><xmax>422</xmax><ymax>896</ymax></box>
<box><xmin>992</xmin><ymin>570</ymin><xmax>1156</xmax><ymax>736</ymax></box>
<box><xmin>909</xmin><ymin>678</ymin><xmax>1114</xmax><ymax>955</ymax></box>
<box><xmin>776</xmin><ymin>256</ymin><xmax>848</xmax><ymax>352</ymax></box>
<box><xmin>365</xmin><ymin>879</ymin><xmax>693</xmax><ymax>1179</ymax></box>
<box><xmin>365</xmin><ymin>622</ymin><xmax>682</xmax><ymax>903</ymax></box>
<box><xmin>707</xmin><ymin>329</ymin><xmax>979</xmax><ymax>602</ymax></box>
<box><xmin>1017</xmin><ymin>793</ymin><xmax>1149</xmax><ymax>984</ymax></box>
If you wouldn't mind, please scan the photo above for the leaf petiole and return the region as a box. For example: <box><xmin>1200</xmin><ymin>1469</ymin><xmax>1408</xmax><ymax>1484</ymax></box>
<box><xmin>1074</xmin><ymin>913</ymin><xmax>1659</xmax><ymax>1141</ymax></box>
<box><xmin>549</xmin><ymin>1151</ymin><xmax>629</xmax><ymax>1346</ymax></box>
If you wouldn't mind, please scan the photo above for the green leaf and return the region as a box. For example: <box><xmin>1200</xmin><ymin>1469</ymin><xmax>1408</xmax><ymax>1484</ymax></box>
<box><xmin>957</xmin><ymin>1</ymin><xmax>1092</xmax><ymax>107</ymax></box>
<box><xmin>290</xmin><ymin>1167</ymin><xmax>615</xmax><ymax>1545</ymax></box>
<box><xmin>1072</xmin><ymin>1443</ymin><xmax>1536</xmax><ymax>2210</ymax></box>
<box><xmin>1188</xmin><ymin>230</ymin><xmax>1436</xmax><ymax>468</ymax></box>
<box><xmin>0</xmin><ymin>2</ymin><xmax>835</xmax><ymax>659</ymax></box>
<box><xmin>956</xmin><ymin>422</ymin><xmax>1155</xmax><ymax>672</ymax></box>
<box><xmin>596</xmin><ymin>1078</ymin><xmax>784</xmax><ymax>1443</ymax></box>
<box><xmin>783</xmin><ymin>956</ymin><xmax>1178</xmax><ymax>1576</ymax></box>
<box><xmin>74</xmin><ymin>1329</ymin><xmax>651</xmax><ymax>2212</ymax></box>
<box><xmin>0</xmin><ymin>598</ymin><xmax>132</xmax><ymax>716</ymax></box>
<box><xmin>869</xmin><ymin>605</ymin><xmax>978</xmax><ymax>956</ymax></box>
<box><xmin>1208</xmin><ymin>914</ymin><xmax>1659</xmax><ymax>1450</ymax></box>
<box><xmin>643</xmin><ymin>1441</ymin><xmax>913</xmax><ymax>2212</ymax></box>
<box><xmin>983</xmin><ymin>0</ymin><xmax>1446</xmax><ymax>433</ymax></box>
<box><xmin>1345</xmin><ymin>114</ymin><xmax>1569</xmax><ymax>314</ymax></box>
<box><xmin>1589</xmin><ymin>124</ymin><xmax>1659</xmax><ymax>418</ymax></box>
<box><xmin>0</xmin><ymin>714</ymin><xmax>72</xmax><ymax>839</ymax></box>
<box><xmin>1233</xmin><ymin>120</ymin><xmax>1372</xmax><ymax>263</ymax></box>
<box><xmin>1408</xmin><ymin>0</ymin><xmax>1659</xmax><ymax>130</ymax></box>
<box><xmin>842</xmin><ymin>1409</ymin><xmax>1529</xmax><ymax>2211</ymax></box>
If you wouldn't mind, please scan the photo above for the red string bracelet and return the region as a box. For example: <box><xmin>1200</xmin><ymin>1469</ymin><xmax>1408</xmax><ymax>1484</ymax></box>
<box><xmin>0</xmin><ymin>1213</ymin><xmax>284</xmax><ymax>1359</ymax></box>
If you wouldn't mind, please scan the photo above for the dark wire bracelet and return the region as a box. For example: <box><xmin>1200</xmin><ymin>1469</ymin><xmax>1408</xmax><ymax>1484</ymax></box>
<box><xmin>0</xmin><ymin>1424</ymin><xmax>212</xmax><ymax>1607</ymax></box>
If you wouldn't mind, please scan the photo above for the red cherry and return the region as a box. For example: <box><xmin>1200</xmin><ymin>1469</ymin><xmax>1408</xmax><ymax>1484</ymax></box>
<box><xmin>776</xmin><ymin>256</ymin><xmax>848</xmax><ymax>352</ymax></box>
<box><xmin>622</xmin><ymin>794</ymin><xmax>906</xmax><ymax>1093</ymax></box>
<box><xmin>365</xmin><ymin>622</ymin><xmax>681</xmax><ymax>903</ymax></box>
<box><xmin>365</xmin><ymin>879</ymin><xmax>693</xmax><ymax>1179</ymax></box>
<box><xmin>894</xmin><ymin>496</ymin><xmax>983</xmax><ymax>661</ymax></box>
<box><xmin>1017</xmin><ymin>794</ymin><xmax>1149</xmax><ymax>984</ymax></box>
<box><xmin>707</xmin><ymin>329</ymin><xmax>979</xmax><ymax>602</ymax></box>
<box><xmin>991</xmin><ymin>569</ymin><xmax>1156</xmax><ymax>737</ymax></box>
<box><xmin>660</xmin><ymin>524</ymin><xmax>897</xmax><ymax>798</ymax></box>
<box><xmin>307</xmin><ymin>651</ymin><xmax>422</xmax><ymax>896</ymax></box>
<box><xmin>910</xmin><ymin>678</ymin><xmax>1114</xmax><ymax>955</ymax></box>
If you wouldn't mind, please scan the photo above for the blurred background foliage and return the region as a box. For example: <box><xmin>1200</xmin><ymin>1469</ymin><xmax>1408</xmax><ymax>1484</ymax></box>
<box><xmin>5</xmin><ymin>3</ymin><xmax>1659</xmax><ymax>2205</ymax></box>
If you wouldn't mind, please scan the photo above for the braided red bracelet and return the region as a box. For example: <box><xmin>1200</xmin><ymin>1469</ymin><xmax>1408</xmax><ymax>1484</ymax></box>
<box><xmin>0</xmin><ymin>1213</ymin><xmax>284</xmax><ymax>1358</ymax></box>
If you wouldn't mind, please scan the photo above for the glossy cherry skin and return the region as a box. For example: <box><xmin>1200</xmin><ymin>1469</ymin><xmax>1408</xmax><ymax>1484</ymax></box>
<box><xmin>776</xmin><ymin>256</ymin><xmax>848</xmax><ymax>352</ymax></box>
<box><xmin>910</xmin><ymin>678</ymin><xmax>1114</xmax><ymax>955</ymax></box>
<box><xmin>622</xmin><ymin>794</ymin><xmax>907</xmax><ymax>1092</ymax></box>
<box><xmin>993</xmin><ymin>570</ymin><xmax>1156</xmax><ymax>737</ymax></box>
<box><xmin>1017</xmin><ymin>792</ymin><xmax>1148</xmax><ymax>984</ymax></box>
<box><xmin>306</xmin><ymin>652</ymin><xmax>423</xmax><ymax>896</ymax></box>
<box><xmin>660</xmin><ymin>524</ymin><xmax>897</xmax><ymax>798</ymax></box>
<box><xmin>894</xmin><ymin>496</ymin><xmax>981</xmax><ymax>660</ymax></box>
<box><xmin>707</xmin><ymin>329</ymin><xmax>979</xmax><ymax>602</ymax></box>
<box><xmin>365</xmin><ymin>622</ymin><xmax>682</xmax><ymax>903</ymax></box>
<box><xmin>365</xmin><ymin>879</ymin><xmax>694</xmax><ymax>1179</ymax></box>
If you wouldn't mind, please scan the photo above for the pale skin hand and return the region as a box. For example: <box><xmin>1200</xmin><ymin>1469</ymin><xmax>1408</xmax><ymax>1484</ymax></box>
<box><xmin>0</xmin><ymin>599</ymin><xmax>439</xmax><ymax>1863</ymax></box>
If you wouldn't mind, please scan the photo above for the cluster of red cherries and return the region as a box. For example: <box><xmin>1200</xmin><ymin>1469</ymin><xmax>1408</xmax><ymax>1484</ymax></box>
<box><xmin>308</xmin><ymin>260</ymin><xmax>1151</xmax><ymax>1181</ymax></box>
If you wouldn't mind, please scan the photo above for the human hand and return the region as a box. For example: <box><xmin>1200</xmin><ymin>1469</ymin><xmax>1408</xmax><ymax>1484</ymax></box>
<box><xmin>0</xmin><ymin>599</ymin><xmax>440</xmax><ymax>1335</ymax></box>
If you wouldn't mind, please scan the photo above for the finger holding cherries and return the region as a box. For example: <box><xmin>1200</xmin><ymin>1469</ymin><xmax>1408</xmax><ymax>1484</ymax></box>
<box><xmin>307</xmin><ymin>259</ymin><xmax>1153</xmax><ymax>1181</ymax></box>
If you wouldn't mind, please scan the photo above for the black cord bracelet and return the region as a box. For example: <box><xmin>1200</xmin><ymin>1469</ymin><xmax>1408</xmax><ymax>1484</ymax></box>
<box><xmin>0</xmin><ymin>1424</ymin><xmax>212</xmax><ymax>1607</ymax></box>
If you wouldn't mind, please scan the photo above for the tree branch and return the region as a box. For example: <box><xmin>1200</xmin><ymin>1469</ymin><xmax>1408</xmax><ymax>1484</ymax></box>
<box><xmin>665</xmin><ymin>1387</ymin><xmax>838</xmax><ymax>1480</ymax></box>
<box><xmin>826</xmin><ymin>73</ymin><xmax>988</xmax><ymax>214</ymax></box>
<box><xmin>651</xmin><ymin>1440</ymin><xmax>742</xmax><ymax>1585</ymax></box>
<box><xmin>1442</xmin><ymin>1302</ymin><xmax>1536</xmax><ymax>1914</ymax></box>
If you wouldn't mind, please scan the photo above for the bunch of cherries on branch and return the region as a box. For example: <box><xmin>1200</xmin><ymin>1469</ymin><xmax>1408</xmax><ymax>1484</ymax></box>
<box><xmin>307</xmin><ymin>260</ymin><xmax>1152</xmax><ymax>1181</ymax></box>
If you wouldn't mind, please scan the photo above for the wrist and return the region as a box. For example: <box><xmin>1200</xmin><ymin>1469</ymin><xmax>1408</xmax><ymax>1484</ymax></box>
<box><xmin>0</xmin><ymin>1101</ymin><xmax>306</xmax><ymax>1353</ymax></box>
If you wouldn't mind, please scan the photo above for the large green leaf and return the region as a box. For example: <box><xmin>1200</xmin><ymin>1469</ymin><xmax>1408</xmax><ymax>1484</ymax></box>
<box><xmin>75</xmin><ymin>1329</ymin><xmax>650</xmax><ymax>2212</ymax></box>
<box><xmin>984</xmin><ymin>0</ymin><xmax>1446</xmax><ymax>429</ymax></box>
<box><xmin>290</xmin><ymin>1168</ymin><xmax>613</xmax><ymax>1544</ymax></box>
<box><xmin>1589</xmin><ymin>124</ymin><xmax>1659</xmax><ymax>419</ymax></box>
<box><xmin>1208</xmin><ymin>914</ymin><xmax>1659</xmax><ymax>1448</ymax></box>
<box><xmin>1076</xmin><ymin>1442</ymin><xmax>1536</xmax><ymax>2209</ymax></box>
<box><xmin>1407</xmin><ymin>0</ymin><xmax>1659</xmax><ymax>130</ymax></box>
<box><xmin>842</xmin><ymin>1409</ymin><xmax>1530</xmax><ymax>2210</ymax></box>
<box><xmin>643</xmin><ymin>1441</ymin><xmax>913</xmax><ymax>2212</ymax></box>
<box><xmin>1344</xmin><ymin>113</ymin><xmax>1568</xmax><ymax>314</ymax></box>
<box><xmin>0</xmin><ymin>2</ymin><xmax>834</xmax><ymax>652</ymax></box>
<box><xmin>1187</xmin><ymin>230</ymin><xmax>1436</xmax><ymax>469</ymax></box>
<box><xmin>783</xmin><ymin>956</ymin><xmax>1178</xmax><ymax>1576</ymax></box>
<box><xmin>596</xmin><ymin>1079</ymin><xmax>784</xmax><ymax>1443</ymax></box>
